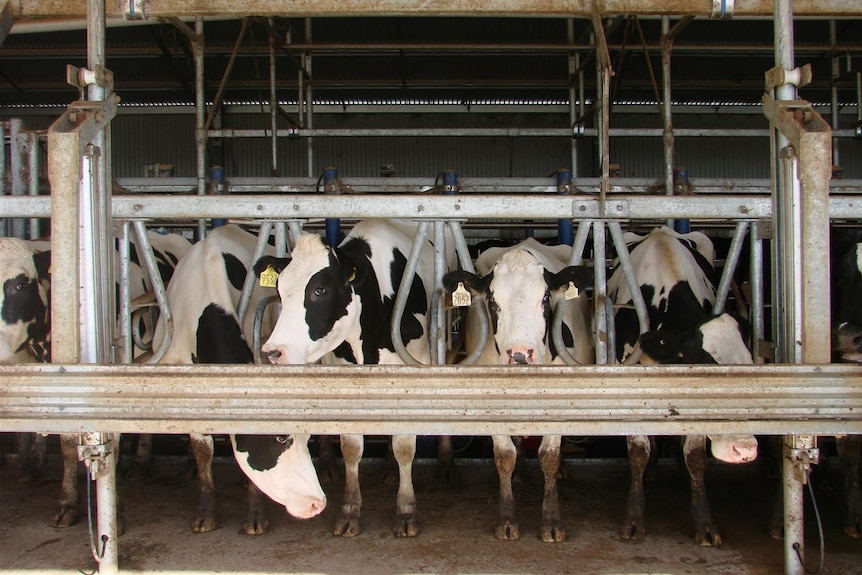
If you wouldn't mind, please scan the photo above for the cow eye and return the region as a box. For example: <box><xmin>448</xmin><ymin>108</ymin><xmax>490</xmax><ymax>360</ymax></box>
<box><xmin>275</xmin><ymin>435</ymin><xmax>289</xmax><ymax>444</ymax></box>
<box><xmin>313</xmin><ymin>287</ymin><xmax>326</xmax><ymax>297</ymax></box>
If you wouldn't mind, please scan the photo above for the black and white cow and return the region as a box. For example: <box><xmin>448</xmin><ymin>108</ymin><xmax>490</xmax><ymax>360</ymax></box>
<box><xmin>257</xmin><ymin>218</ymin><xmax>455</xmax><ymax>538</ymax></box>
<box><xmin>152</xmin><ymin>224</ymin><xmax>326</xmax><ymax>534</ymax></box>
<box><xmin>831</xmin><ymin>240</ymin><xmax>862</xmax><ymax>538</ymax></box>
<box><xmin>608</xmin><ymin>226</ymin><xmax>758</xmax><ymax>546</ymax></box>
<box><xmin>0</xmin><ymin>230</ymin><xmax>191</xmax><ymax>527</ymax></box>
<box><xmin>442</xmin><ymin>238</ymin><xmax>593</xmax><ymax>542</ymax></box>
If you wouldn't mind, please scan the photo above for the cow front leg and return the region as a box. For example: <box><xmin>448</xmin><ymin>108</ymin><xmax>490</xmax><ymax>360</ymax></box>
<box><xmin>316</xmin><ymin>435</ymin><xmax>340</xmax><ymax>484</ymax></box>
<box><xmin>538</xmin><ymin>435</ymin><xmax>566</xmax><ymax>542</ymax></box>
<box><xmin>16</xmin><ymin>432</ymin><xmax>46</xmax><ymax>482</ymax></box>
<box><xmin>684</xmin><ymin>435</ymin><xmax>720</xmax><ymax>546</ymax></box>
<box><xmin>243</xmin><ymin>481</ymin><xmax>270</xmax><ymax>535</ymax></box>
<box><xmin>52</xmin><ymin>434</ymin><xmax>80</xmax><ymax>528</ymax></box>
<box><xmin>190</xmin><ymin>433</ymin><xmax>218</xmax><ymax>533</ymax></box>
<box><xmin>391</xmin><ymin>434</ymin><xmax>420</xmax><ymax>537</ymax></box>
<box><xmin>334</xmin><ymin>434</ymin><xmax>363</xmax><ymax>537</ymax></box>
<box><xmin>837</xmin><ymin>435</ymin><xmax>862</xmax><ymax>538</ymax></box>
<box><xmin>124</xmin><ymin>433</ymin><xmax>154</xmax><ymax>481</ymax></box>
<box><xmin>493</xmin><ymin>434</ymin><xmax>519</xmax><ymax>540</ymax></box>
<box><xmin>435</xmin><ymin>435</ymin><xmax>459</xmax><ymax>483</ymax></box>
<box><xmin>620</xmin><ymin>435</ymin><xmax>649</xmax><ymax>541</ymax></box>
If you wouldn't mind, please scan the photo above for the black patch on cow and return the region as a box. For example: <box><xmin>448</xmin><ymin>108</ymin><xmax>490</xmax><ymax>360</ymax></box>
<box><xmin>222</xmin><ymin>252</ymin><xmax>248</xmax><ymax>292</ymax></box>
<box><xmin>305</xmin><ymin>250</ymin><xmax>354</xmax><ymax>348</ymax></box>
<box><xmin>3</xmin><ymin>266</ymin><xmax>50</xmax><ymax>360</ymax></box>
<box><xmin>194</xmin><ymin>303</ymin><xmax>253</xmax><ymax>364</ymax></box>
<box><xmin>333</xmin><ymin>341</ymin><xmax>356</xmax><ymax>363</ymax></box>
<box><xmin>233</xmin><ymin>435</ymin><xmax>294</xmax><ymax>471</ymax></box>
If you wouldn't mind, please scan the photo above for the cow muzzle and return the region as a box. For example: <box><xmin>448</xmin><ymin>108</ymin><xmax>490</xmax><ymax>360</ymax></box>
<box><xmin>506</xmin><ymin>347</ymin><xmax>534</xmax><ymax>365</ymax></box>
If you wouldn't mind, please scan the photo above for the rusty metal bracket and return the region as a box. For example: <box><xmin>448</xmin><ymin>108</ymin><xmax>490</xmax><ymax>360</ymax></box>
<box><xmin>765</xmin><ymin>64</ymin><xmax>813</xmax><ymax>91</ymax></box>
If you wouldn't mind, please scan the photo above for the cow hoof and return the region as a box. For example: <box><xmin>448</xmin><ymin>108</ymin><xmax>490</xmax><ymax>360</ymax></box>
<box><xmin>52</xmin><ymin>504</ymin><xmax>78</xmax><ymax>528</ymax></box>
<box><xmin>243</xmin><ymin>514</ymin><xmax>270</xmax><ymax>536</ymax></box>
<box><xmin>333</xmin><ymin>516</ymin><xmax>361</xmax><ymax>537</ymax></box>
<box><xmin>494</xmin><ymin>520</ymin><xmax>520</xmax><ymax>541</ymax></box>
<box><xmin>393</xmin><ymin>514</ymin><xmax>420</xmax><ymax>538</ymax></box>
<box><xmin>619</xmin><ymin>520</ymin><xmax>646</xmax><ymax>541</ymax></box>
<box><xmin>540</xmin><ymin>523</ymin><xmax>567</xmax><ymax>543</ymax></box>
<box><xmin>191</xmin><ymin>515</ymin><xmax>218</xmax><ymax>533</ymax></box>
<box><xmin>694</xmin><ymin>526</ymin><xmax>721</xmax><ymax>547</ymax></box>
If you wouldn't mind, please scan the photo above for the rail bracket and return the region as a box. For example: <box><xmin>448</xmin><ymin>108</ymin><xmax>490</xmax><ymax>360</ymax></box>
<box><xmin>77</xmin><ymin>432</ymin><xmax>114</xmax><ymax>480</ymax></box>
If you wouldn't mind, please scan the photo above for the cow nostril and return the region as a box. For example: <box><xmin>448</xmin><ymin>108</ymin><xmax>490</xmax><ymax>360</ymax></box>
<box><xmin>264</xmin><ymin>349</ymin><xmax>282</xmax><ymax>364</ymax></box>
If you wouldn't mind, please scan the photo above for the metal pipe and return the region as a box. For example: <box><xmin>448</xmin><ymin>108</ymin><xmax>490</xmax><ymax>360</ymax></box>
<box><xmin>750</xmin><ymin>222</ymin><xmax>766</xmax><ymax>364</ymax></box>
<box><xmin>830</xmin><ymin>20</ymin><xmax>840</xmax><ymax>169</ymax></box>
<box><xmin>236</xmin><ymin>221</ymin><xmax>273</xmax><ymax>327</ymax></box>
<box><xmin>0</xmin><ymin>121</ymin><xmax>5</xmax><ymax>237</ymax></box>
<box><xmin>206</xmin><ymin>127</ymin><xmax>789</xmax><ymax>138</ymax></box>
<box><xmin>445</xmin><ymin>219</ymin><xmax>489</xmax><ymax>366</ymax></box>
<box><xmin>10</xmin><ymin>119</ymin><xmax>25</xmax><ymax>238</ymax></box>
<box><xmin>661</xmin><ymin>16</ymin><xmax>675</xmax><ymax>231</ymax></box>
<box><xmin>431</xmin><ymin>220</ymin><xmax>448</xmax><ymax>365</ymax></box>
<box><xmin>269</xmin><ymin>17</ymin><xmax>278</xmax><ymax>176</ymax></box>
<box><xmin>568</xmin><ymin>220</ymin><xmax>591</xmax><ymax>267</ymax></box>
<box><xmin>390</xmin><ymin>220</ymin><xmax>430</xmax><ymax>365</ymax></box>
<box><xmin>130</xmin><ymin>221</ymin><xmax>175</xmax><ymax>365</ymax></box>
<box><xmin>593</xmin><ymin>222</ymin><xmax>609</xmax><ymax>365</ymax></box>
<box><xmin>27</xmin><ymin>131</ymin><xmax>40</xmax><ymax>239</ymax></box>
<box><xmin>712</xmin><ymin>221</ymin><xmax>749</xmax><ymax>315</ymax></box>
<box><xmin>117</xmin><ymin>222</ymin><xmax>133</xmax><ymax>364</ymax></box>
<box><xmin>607</xmin><ymin>221</ymin><xmax>648</xmax><ymax>365</ymax></box>
<box><xmin>253</xmin><ymin>295</ymin><xmax>279</xmax><ymax>364</ymax></box>
<box><xmin>204</xmin><ymin>18</ymin><xmax>249</xmax><ymax>132</ymax></box>
<box><xmin>305</xmin><ymin>18</ymin><xmax>314</xmax><ymax>177</ymax></box>
<box><xmin>194</xmin><ymin>17</ymin><xmax>207</xmax><ymax>240</ymax></box>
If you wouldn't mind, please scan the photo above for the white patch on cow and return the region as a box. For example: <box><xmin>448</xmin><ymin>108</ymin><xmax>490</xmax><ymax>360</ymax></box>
<box><xmin>0</xmin><ymin>238</ymin><xmax>48</xmax><ymax>362</ymax></box>
<box><xmin>706</xmin><ymin>434</ymin><xmax>758</xmax><ymax>464</ymax></box>
<box><xmin>608</xmin><ymin>227</ymin><xmax>716</xmax><ymax>313</ymax></box>
<box><xmin>699</xmin><ymin>314</ymin><xmax>752</xmax><ymax>364</ymax></box>
<box><xmin>856</xmin><ymin>243</ymin><xmax>862</xmax><ymax>275</ymax></box>
<box><xmin>230</xmin><ymin>434</ymin><xmax>327</xmax><ymax>519</ymax></box>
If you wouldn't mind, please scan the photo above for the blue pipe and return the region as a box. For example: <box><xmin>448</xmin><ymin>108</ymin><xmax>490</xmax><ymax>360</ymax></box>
<box><xmin>673</xmin><ymin>167</ymin><xmax>690</xmax><ymax>234</ymax></box>
<box><xmin>556</xmin><ymin>169</ymin><xmax>574</xmax><ymax>245</ymax></box>
<box><xmin>441</xmin><ymin>170</ymin><xmax>458</xmax><ymax>195</ymax></box>
<box><xmin>210</xmin><ymin>165</ymin><xmax>226</xmax><ymax>228</ymax></box>
<box><xmin>323</xmin><ymin>167</ymin><xmax>340</xmax><ymax>245</ymax></box>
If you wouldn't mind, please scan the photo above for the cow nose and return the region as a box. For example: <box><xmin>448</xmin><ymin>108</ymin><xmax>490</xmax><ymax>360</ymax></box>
<box><xmin>309</xmin><ymin>498</ymin><xmax>326</xmax><ymax>517</ymax></box>
<box><xmin>733</xmin><ymin>444</ymin><xmax>758</xmax><ymax>463</ymax></box>
<box><xmin>507</xmin><ymin>348</ymin><xmax>533</xmax><ymax>365</ymax></box>
<box><xmin>263</xmin><ymin>348</ymin><xmax>282</xmax><ymax>364</ymax></box>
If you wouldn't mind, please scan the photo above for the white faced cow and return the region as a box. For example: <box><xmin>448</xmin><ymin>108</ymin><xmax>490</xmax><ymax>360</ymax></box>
<box><xmin>257</xmin><ymin>218</ymin><xmax>455</xmax><ymax>538</ymax></box>
<box><xmin>831</xmin><ymin>240</ymin><xmax>862</xmax><ymax>538</ymax></box>
<box><xmin>0</xmin><ymin>231</ymin><xmax>191</xmax><ymax>528</ymax></box>
<box><xmin>607</xmin><ymin>226</ymin><xmax>758</xmax><ymax>546</ymax></box>
<box><xmin>442</xmin><ymin>238</ymin><xmax>593</xmax><ymax>542</ymax></box>
<box><xmin>152</xmin><ymin>224</ymin><xmax>326</xmax><ymax>534</ymax></box>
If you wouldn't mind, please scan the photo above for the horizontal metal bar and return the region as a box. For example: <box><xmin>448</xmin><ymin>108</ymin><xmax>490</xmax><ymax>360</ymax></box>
<box><xmin>12</xmin><ymin>0</ymin><xmax>861</xmax><ymax>18</ymax></box>
<box><xmin>1</xmin><ymin>363</ymin><xmax>860</xmax><ymax>436</ymax></box>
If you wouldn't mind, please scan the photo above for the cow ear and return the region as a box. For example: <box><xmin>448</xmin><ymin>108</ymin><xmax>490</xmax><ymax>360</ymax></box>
<box><xmin>442</xmin><ymin>269</ymin><xmax>489</xmax><ymax>297</ymax></box>
<box><xmin>33</xmin><ymin>250</ymin><xmax>51</xmax><ymax>281</ymax></box>
<box><xmin>547</xmin><ymin>265</ymin><xmax>593</xmax><ymax>293</ymax></box>
<box><xmin>253</xmin><ymin>255</ymin><xmax>290</xmax><ymax>278</ymax></box>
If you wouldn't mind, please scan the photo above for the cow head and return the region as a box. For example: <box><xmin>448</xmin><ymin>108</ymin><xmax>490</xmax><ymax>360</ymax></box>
<box><xmin>0</xmin><ymin>238</ymin><xmax>51</xmax><ymax>363</ymax></box>
<box><xmin>256</xmin><ymin>233</ymin><xmax>361</xmax><ymax>365</ymax></box>
<box><xmin>231</xmin><ymin>434</ymin><xmax>326</xmax><ymax>519</ymax></box>
<box><xmin>443</xmin><ymin>249</ymin><xmax>592</xmax><ymax>365</ymax></box>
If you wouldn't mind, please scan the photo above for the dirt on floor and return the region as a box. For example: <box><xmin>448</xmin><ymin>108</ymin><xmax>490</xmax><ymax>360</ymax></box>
<box><xmin>1</xmin><ymin>434</ymin><xmax>860</xmax><ymax>575</ymax></box>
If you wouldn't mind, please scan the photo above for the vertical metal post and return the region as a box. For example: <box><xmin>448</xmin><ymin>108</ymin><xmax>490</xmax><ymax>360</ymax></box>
<box><xmin>593</xmin><ymin>221</ymin><xmax>608</xmax><ymax>365</ymax></box>
<box><xmin>194</xmin><ymin>17</ymin><xmax>207</xmax><ymax>240</ymax></box>
<box><xmin>556</xmin><ymin>169</ymin><xmax>574</xmax><ymax>245</ymax></box>
<box><xmin>269</xmin><ymin>17</ymin><xmax>279</xmax><ymax>176</ymax></box>
<box><xmin>829</xmin><ymin>20</ymin><xmax>840</xmax><ymax>170</ymax></box>
<box><xmin>750</xmin><ymin>222</ymin><xmax>766</xmax><ymax>364</ymax></box>
<box><xmin>567</xmin><ymin>19</ymin><xmax>578</xmax><ymax>175</ymax></box>
<box><xmin>9</xmin><ymin>118</ymin><xmax>26</xmax><ymax>238</ymax></box>
<box><xmin>210</xmin><ymin>165</ymin><xmax>226</xmax><ymax>228</ymax></box>
<box><xmin>0</xmin><ymin>121</ymin><xmax>6</xmax><ymax>237</ymax></box>
<box><xmin>304</xmin><ymin>18</ymin><xmax>314</xmax><ymax>177</ymax></box>
<box><xmin>27</xmin><ymin>132</ymin><xmax>40</xmax><ymax>239</ymax></box>
<box><xmin>661</xmin><ymin>16</ymin><xmax>675</xmax><ymax>230</ymax></box>
<box><xmin>323</xmin><ymin>167</ymin><xmax>340</xmax><ymax>245</ymax></box>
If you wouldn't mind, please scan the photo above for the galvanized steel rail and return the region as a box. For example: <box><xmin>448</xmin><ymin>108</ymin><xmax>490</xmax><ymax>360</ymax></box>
<box><xmin>2</xmin><ymin>363</ymin><xmax>861</xmax><ymax>437</ymax></box>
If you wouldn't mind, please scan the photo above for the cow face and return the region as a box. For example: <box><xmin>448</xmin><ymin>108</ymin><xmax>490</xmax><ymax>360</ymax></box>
<box><xmin>258</xmin><ymin>233</ymin><xmax>360</xmax><ymax>365</ymax></box>
<box><xmin>639</xmin><ymin>313</ymin><xmax>752</xmax><ymax>365</ymax></box>
<box><xmin>231</xmin><ymin>434</ymin><xmax>326</xmax><ymax>519</ymax></box>
<box><xmin>444</xmin><ymin>249</ymin><xmax>592</xmax><ymax>365</ymax></box>
<box><xmin>0</xmin><ymin>238</ymin><xmax>51</xmax><ymax>363</ymax></box>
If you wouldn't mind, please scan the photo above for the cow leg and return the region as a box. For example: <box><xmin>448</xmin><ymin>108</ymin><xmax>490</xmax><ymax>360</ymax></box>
<box><xmin>316</xmin><ymin>435</ymin><xmax>340</xmax><ymax>484</ymax></box>
<box><xmin>124</xmin><ymin>433</ymin><xmax>153</xmax><ymax>481</ymax></box>
<box><xmin>391</xmin><ymin>434</ymin><xmax>420</xmax><ymax>537</ymax></box>
<box><xmin>53</xmin><ymin>434</ymin><xmax>80</xmax><ymax>528</ymax></box>
<box><xmin>837</xmin><ymin>435</ymin><xmax>862</xmax><ymax>538</ymax></box>
<box><xmin>620</xmin><ymin>434</ymin><xmax>649</xmax><ymax>541</ymax></box>
<box><xmin>684</xmin><ymin>435</ymin><xmax>721</xmax><ymax>546</ymax></box>
<box><xmin>538</xmin><ymin>434</ymin><xmax>566</xmax><ymax>543</ymax></box>
<box><xmin>334</xmin><ymin>433</ymin><xmax>363</xmax><ymax>537</ymax></box>
<box><xmin>243</xmin><ymin>481</ymin><xmax>270</xmax><ymax>535</ymax></box>
<box><xmin>493</xmin><ymin>434</ymin><xmax>520</xmax><ymax>540</ymax></box>
<box><xmin>16</xmin><ymin>432</ymin><xmax>46</xmax><ymax>482</ymax></box>
<box><xmin>435</xmin><ymin>435</ymin><xmax>459</xmax><ymax>483</ymax></box>
<box><xmin>189</xmin><ymin>433</ymin><xmax>218</xmax><ymax>533</ymax></box>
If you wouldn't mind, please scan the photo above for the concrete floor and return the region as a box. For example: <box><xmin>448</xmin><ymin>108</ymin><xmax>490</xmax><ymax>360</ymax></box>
<box><xmin>1</xmin><ymin>435</ymin><xmax>860</xmax><ymax>575</ymax></box>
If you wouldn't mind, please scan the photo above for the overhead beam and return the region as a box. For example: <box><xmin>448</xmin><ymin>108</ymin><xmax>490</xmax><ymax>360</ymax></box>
<box><xmin>9</xmin><ymin>0</ymin><xmax>862</xmax><ymax>20</ymax></box>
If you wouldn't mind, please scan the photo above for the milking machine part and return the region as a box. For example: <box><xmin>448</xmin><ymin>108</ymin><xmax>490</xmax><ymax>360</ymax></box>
<box><xmin>787</xmin><ymin>435</ymin><xmax>824</xmax><ymax>575</ymax></box>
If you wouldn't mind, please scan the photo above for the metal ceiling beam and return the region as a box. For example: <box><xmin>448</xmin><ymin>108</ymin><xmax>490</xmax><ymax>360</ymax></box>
<box><xmin>9</xmin><ymin>1</ymin><xmax>862</xmax><ymax>19</ymax></box>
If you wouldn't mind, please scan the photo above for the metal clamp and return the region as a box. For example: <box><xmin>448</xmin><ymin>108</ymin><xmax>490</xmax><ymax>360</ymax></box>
<box><xmin>77</xmin><ymin>432</ymin><xmax>114</xmax><ymax>480</ymax></box>
<box><xmin>785</xmin><ymin>435</ymin><xmax>820</xmax><ymax>484</ymax></box>
<box><xmin>764</xmin><ymin>64</ymin><xmax>813</xmax><ymax>91</ymax></box>
<box><xmin>124</xmin><ymin>0</ymin><xmax>147</xmax><ymax>20</ymax></box>
<box><xmin>710</xmin><ymin>0</ymin><xmax>734</xmax><ymax>20</ymax></box>
<box><xmin>571</xmin><ymin>121</ymin><xmax>585</xmax><ymax>139</ymax></box>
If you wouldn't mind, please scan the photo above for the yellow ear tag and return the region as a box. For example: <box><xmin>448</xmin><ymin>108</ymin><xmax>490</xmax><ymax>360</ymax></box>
<box><xmin>565</xmin><ymin>281</ymin><xmax>579</xmax><ymax>300</ymax></box>
<box><xmin>348</xmin><ymin>268</ymin><xmax>357</xmax><ymax>283</ymax></box>
<box><xmin>259</xmin><ymin>265</ymin><xmax>278</xmax><ymax>288</ymax></box>
<box><xmin>452</xmin><ymin>282</ymin><xmax>471</xmax><ymax>307</ymax></box>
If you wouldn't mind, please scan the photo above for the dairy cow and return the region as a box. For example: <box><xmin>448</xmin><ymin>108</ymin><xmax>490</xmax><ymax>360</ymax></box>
<box><xmin>442</xmin><ymin>238</ymin><xmax>593</xmax><ymax>542</ymax></box>
<box><xmin>257</xmin><ymin>219</ymin><xmax>455</xmax><ymax>538</ymax></box>
<box><xmin>152</xmin><ymin>224</ymin><xmax>326</xmax><ymax>534</ymax></box>
<box><xmin>0</xmin><ymin>230</ymin><xmax>191</xmax><ymax>527</ymax></box>
<box><xmin>831</xmin><ymin>240</ymin><xmax>862</xmax><ymax>538</ymax></box>
<box><xmin>608</xmin><ymin>226</ymin><xmax>758</xmax><ymax>546</ymax></box>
